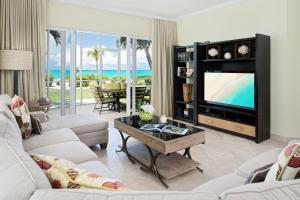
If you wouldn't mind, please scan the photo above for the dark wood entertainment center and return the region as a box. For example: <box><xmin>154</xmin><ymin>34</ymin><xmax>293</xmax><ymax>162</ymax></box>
<box><xmin>173</xmin><ymin>34</ymin><xmax>270</xmax><ymax>143</ymax></box>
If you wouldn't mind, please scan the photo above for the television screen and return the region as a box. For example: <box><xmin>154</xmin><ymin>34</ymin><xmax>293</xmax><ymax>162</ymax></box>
<box><xmin>204</xmin><ymin>73</ymin><xmax>255</xmax><ymax>109</ymax></box>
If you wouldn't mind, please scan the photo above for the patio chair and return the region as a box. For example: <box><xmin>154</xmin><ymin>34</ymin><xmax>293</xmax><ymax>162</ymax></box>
<box><xmin>119</xmin><ymin>86</ymin><xmax>146</xmax><ymax>109</ymax></box>
<box><xmin>90</xmin><ymin>86</ymin><xmax>117</xmax><ymax>114</ymax></box>
<box><xmin>144</xmin><ymin>86</ymin><xmax>151</xmax><ymax>104</ymax></box>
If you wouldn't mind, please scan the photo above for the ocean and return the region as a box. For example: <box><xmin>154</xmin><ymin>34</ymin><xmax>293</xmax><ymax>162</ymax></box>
<box><xmin>50</xmin><ymin>69</ymin><xmax>152</xmax><ymax>80</ymax></box>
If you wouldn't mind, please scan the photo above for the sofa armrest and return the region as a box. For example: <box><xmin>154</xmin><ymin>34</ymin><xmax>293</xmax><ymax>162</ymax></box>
<box><xmin>30</xmin><ymin>111</ymin><xmax>49</xmax><ymax>123</ymax></box>
<box><xmin>220</xmin><ymin>179</ymin><xmax>300</xmax><ymax>200</ymax></box>
<box><xmin>30</xmin><ymin>189</ymin><xmax>218</xmax><ymax>200</ymax></box>
<box><xmin>235</xmin><ymin>148</ymin><xmax>281</xmax><ymax>178</ymax></box>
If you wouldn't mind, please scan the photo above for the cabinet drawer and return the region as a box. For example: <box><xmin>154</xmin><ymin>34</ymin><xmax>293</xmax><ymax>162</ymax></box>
<box><xmin>198</xmin><ymin>115</ymin><xmax>256</xmax><ymax>137</ymax></box>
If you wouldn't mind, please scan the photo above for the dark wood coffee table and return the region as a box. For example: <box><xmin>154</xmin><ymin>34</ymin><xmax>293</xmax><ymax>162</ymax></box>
<box><xmin>114</xmin><ymin>115</ymin><xmax>205</xmax><ymax>188</ymax></box>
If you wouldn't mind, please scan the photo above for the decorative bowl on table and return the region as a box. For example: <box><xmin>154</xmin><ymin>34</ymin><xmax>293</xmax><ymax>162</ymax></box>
<box><xmin>139</xmin><ymin>111</ymin><xmax>153</xmax><ymax>122</ymax></box>
<box><xmin>138</xmin><ymin>104</ymin><xmax>155</xmax><ymax>122</ymax></box>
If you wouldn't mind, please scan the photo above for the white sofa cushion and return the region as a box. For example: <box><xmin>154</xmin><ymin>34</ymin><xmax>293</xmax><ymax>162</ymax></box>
<box><xmin>193</xmin><ymin>173</ymin><xmax>246</xmax><ymax>195</ymax></box>
<box><xmin>42</xmin><ymin>113</ymin><xmax>108</xmax><ymax>134</ymax></box>
<box><xmin>0</xmin><ymin>94</ymin><xmax>12</xmax><ymax>105</ymax></box>
<box><xmin>0</xmin><ymin>113</ymin><xmax>23</xmax><ymax>150</ymax></box>
<box><xmin>235</xmin><ymin>148</ymin><xmax>281</xmax><ymax>178</ymax></box>
<box><xmin>30</xmin><ymin>189</ymin><xmax>218</xmax><ymax>200</ymax></box>
<box><xmin>0</xmin><ymin>104</ymin><xmax>20</xmax><ymax>132</ymax></box>
<box><xmin>77</xmin><ymin>161</ymin><xmax>116</xmax><ymax>180</ymax></box>
<box><xmin>23</xmin><ymin>128</ymin><xmax>80</xmax><ymax>151</ymax></box>
<box><xmin>27</xmin><ymin>141</ymin><xmax>98</xmax><ymax>164</ymax></box>
<box><xmin>220</xmin><ymin>178</ymin><xmax>300</xmax><ymax>200</ymax></box>
<box><xmin>0</xmin><ymin>139</ymin><xmax>51</xmax><ymax>200</ymax></box>
<box><xmin>289</xmin><ymin>139</ymin><xmax>300</xmax><ymax>145</ymax></box>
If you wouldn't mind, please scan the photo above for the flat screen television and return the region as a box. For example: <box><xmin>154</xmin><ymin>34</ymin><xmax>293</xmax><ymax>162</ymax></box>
<box><xmin>204</xmin><ymin>72</ymin><xmax>255</xmax><ymax>109</ymax></box>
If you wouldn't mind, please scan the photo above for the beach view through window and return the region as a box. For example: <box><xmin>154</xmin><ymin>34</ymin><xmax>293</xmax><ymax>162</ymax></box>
<box><xmin>45</xmin><ymin>30</ymin><xmax>152</xmax><ymax>108</ymax></box>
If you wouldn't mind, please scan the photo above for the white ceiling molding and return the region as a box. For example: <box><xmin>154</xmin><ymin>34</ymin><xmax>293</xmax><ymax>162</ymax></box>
<box><xmin>175</xmin><ymin>0</ymin><xmax>244</xmax><ymax>21</ymax></box>
<box><xmin>50</xmin><ymin>0</ymin><xmax>246</xmax><ymax>21</ymax></box>
<box><xmin>50</xmin><ymin>0</ymin><xmax>176</xmax><ymax>21</ymax></box>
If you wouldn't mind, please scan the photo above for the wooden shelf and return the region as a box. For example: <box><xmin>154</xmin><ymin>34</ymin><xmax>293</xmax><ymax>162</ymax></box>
<box><xmin>174</xmin><ymin>116</ymin><xmax>194</xmax><ymax>124</ymax></box>
<box><xmin>199</xmin><ymin>104</ymin><xmax>256</xmax><ymax>117</ymax></box>
<box><xmin>202</xmin><ymin>58</ymin><xmax>256</xmax><ymax>62</ymax></box>
<box><xmin>176</xmin><ymin>100</ymin><xmax>193</xmax><ymax>105</ymax></box>
<box><xmin>176</xmin><ymin>76</ymin><xmax>194</xmax><ymax>79</ymax></box>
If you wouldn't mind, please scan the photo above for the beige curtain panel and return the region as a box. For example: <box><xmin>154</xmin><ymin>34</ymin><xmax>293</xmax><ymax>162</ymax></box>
<box><xmin>0</xmin><ymin>0</ymin><xmax>46</xmax><ymax>107</ymax></box>
<box><xmin>151</xmin><ymin>19</ymin><xmax>177</xmax><ymax>116</ymax></box>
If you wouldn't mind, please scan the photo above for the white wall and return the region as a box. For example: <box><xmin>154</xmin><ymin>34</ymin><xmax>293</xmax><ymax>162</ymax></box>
<box><xmin>47</xmin><ymin>2</ymin><xmax>152</xmax><ymax>38</ymax></box>
<box><xmin>286</xmin><ymin>0</ymin><xmax>300</xmax><ymax>138</ymax></box>
<box><xmin>178</xmin><ymin>0</ymin><xmax>300</xmax><ymax>138</ymax></box>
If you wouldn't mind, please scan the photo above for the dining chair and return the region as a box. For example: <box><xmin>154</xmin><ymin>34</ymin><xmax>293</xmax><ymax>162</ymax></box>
<box><xmin>90</xmin><ymin>86</ymin><xmax>117</xmax><ymax>114</ymax></box>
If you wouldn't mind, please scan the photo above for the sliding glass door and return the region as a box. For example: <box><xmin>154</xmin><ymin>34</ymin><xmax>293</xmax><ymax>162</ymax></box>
<box><xmin>45</xmin><ymin>29</ymin><xmax>76</xmax><ymax>115</ymax></box>
<box><xmin>45</xmin><ymin>28</ymin><xmax>152</xmax><ymax>116</ymax></box>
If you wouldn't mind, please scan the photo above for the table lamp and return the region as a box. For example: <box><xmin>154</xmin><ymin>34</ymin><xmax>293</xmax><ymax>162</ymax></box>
<box><xmin>0</xmin><ymin>50</ymin><xmax>33</xmax><ymax>95</ymax></box>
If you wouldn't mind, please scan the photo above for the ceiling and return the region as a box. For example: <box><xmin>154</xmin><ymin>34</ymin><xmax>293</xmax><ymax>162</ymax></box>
<box><xmin>51</xmin><ymin>0</ymin><xmax>240</xmax><ymax>20</ymax></box>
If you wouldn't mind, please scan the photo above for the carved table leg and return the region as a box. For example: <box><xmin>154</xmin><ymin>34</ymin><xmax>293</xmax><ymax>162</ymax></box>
<box><xmin>183</xmin><ymin>147</ymin><xmax>203</xmax><ymax>173</ymax></box>
<box><xmin>116</xmin><ymin>130</ymin><xmax>135</xmax><ymax>164</ymax></box>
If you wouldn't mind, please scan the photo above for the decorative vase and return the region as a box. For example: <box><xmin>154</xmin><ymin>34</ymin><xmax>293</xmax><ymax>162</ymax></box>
<box><xmin>183</xmin><ymin>83</ymin><xmax>192</xmax><ymax>103</ymax></box>
<box><xmin>139</xmin><ymin>111</ymin><xmax>153</xmax><ymax>122</ymax></box>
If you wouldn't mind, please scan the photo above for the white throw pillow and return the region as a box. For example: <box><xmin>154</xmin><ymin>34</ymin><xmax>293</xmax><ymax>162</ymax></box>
<box><xmin>265</xmin><ymin>143</ymin><xmax>300</xmax><ymax>182</ymax></box>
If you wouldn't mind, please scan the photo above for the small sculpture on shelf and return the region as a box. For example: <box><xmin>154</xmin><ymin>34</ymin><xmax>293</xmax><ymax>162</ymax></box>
<box><xmin>238</xmin><ymin>45</ymin><xmax>249</xmax><ymax>56</ymax></box>
<box><xmin>208</xmin><ymin>48</ymin><xmax>218</xmax><ymax>58</ymax></box>
<box><xmin>224</xmin><ymin>52</ymin><xmax>232</xmax><ymax>60</ymax></box>
<box><xmin>186</xmin><ymin>68</ymin><xmax>194</xmax><ymax>77</ymax></box>
<box><xmin>235</xmin><ymin>41</ymin><xmax>251</xmax><ymax>58</ymax></box>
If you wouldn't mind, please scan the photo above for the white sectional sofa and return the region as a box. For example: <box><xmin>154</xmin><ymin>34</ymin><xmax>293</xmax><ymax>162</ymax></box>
<box><xmin>31</xmin><ymin>110</ymin><xmax>109</xmax><ymax>148</ymax></box>
<box><xmin>0</xmin><ymin>99</ymin><xmax>300</xmax><ymax>200</ymax></box>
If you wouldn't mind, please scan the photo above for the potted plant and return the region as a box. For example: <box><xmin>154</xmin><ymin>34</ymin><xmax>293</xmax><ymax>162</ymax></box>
<box><xmin>138</xmin><ymin>103</ymin><xmax>155</xmax><ymax>122</ymax></box>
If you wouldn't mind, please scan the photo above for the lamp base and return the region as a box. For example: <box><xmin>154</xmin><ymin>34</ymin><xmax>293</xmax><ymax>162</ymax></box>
<box><xmin>13</xmin><ymin>71</ymin><xmax>18</xmax><ymax>95</ymax></box>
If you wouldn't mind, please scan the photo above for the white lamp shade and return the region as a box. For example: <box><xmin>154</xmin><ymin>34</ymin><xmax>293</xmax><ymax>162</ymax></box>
<box><xmin>0</xmin><ymin>50</ymin><xmax>33</xmax><ymax>70</ymax></box>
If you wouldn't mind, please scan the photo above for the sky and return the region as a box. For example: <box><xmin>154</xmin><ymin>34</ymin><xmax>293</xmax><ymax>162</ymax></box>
<box><xmin>48</xmin><ymin>31</ymin><xmax>151</xmax><ymax>70</ymax></box>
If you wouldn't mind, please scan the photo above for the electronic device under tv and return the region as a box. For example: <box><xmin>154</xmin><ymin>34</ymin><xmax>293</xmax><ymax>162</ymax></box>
<box><xmin>204</xmin><ymin>72</ymin><xmax>255</xmax><ymax>109</ymax></box>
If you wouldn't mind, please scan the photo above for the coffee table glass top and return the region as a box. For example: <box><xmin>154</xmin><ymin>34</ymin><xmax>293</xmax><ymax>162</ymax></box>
<box><xmin>115</xmin><ymin>115</ymin><xmax>204</xmax><ymax>141</ymax></box>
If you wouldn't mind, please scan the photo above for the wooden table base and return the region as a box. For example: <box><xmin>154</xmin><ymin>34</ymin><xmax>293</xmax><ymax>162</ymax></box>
<box><xmin>116</xmin><ymin>131</ymin><xmax>203</xmax><ymax>188</ymax></box>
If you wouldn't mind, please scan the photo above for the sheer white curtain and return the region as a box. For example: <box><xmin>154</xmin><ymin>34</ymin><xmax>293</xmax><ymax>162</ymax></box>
<box><xmin>151</xmin><ymin>19</ymin><xmax>177</xmax><ymax>116</ymax></box>
<box><xmin>0</xmin><ymin>0</ymin><xmax>46</xmax><ymax>107</ymax></box>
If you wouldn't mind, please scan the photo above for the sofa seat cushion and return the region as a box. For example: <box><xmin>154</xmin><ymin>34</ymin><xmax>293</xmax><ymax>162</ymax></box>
<box><xmin>0</xmin><ymin>139</ymin><xmax>51</xmax><ymax>200</ymax></box>
<box><xmin>42</xmin><ymin>114</ymin><xmax>108</xmax><ymax>135</ymax></box>
<box><xmin>30</xmin><ymin>189</ymin><xmax>219</xmax><ymax>200</ymax></box>
<box><xmin>23</xmin><ymin>128</ymin><xmax>79</xmax><ymax>151</ymax></box>
<box><xmin>77</xmin><ymin>161</ymin><xmax>116</xmax><ymax>180</ymax></box>
<box><xmin>27</xmin><ymin>141</ymin><xmax>97</xmax><ymax>164</ymax></box>
<box><xmin>235</xmin><ymin>148</ymin><xmax>281</xmax><ymax>178</ymax></box>
<box><xmin>193</xmin><ymin>173</ymin><xmax>246</xmax><ymax>195</ymax></box>
<box><xmin>220</xmin><ymin>178</ymin><xmax>300</xmax><ymax>200</ymax></box>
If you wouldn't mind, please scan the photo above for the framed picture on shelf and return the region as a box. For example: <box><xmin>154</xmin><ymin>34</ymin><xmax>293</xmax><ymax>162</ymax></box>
<box><xmin>177</xmin><ymin>67</ymin><xmax>187</xmax><ymax>77</ymax></box>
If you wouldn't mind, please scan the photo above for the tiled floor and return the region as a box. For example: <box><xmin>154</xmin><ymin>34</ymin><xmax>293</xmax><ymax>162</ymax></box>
<box><xmin>48</xmin><ymin>104</ymin><xmax>286</xmax><ymax>191</ymax></box>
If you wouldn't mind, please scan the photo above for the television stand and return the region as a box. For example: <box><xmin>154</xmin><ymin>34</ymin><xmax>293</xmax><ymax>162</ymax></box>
<box><xmin>195</xmin><ymin>34</ymin><xmax>270</xmax><ymax>143</ymax></box>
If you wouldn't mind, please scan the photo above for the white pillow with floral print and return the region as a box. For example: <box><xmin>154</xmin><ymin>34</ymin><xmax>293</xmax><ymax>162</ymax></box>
<box><xmin>265</xmin><ymin>143</ymin><xmax>300</xmax><ymax>182</ymax></box>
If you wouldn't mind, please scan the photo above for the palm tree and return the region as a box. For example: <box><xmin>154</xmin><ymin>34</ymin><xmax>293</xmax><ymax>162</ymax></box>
<box><xmin>118</xmin><ymin>37</ymin><xmax>152</xmax><ymax>69</ymax></box>
<box><xmin>48</xmin><ymin>30</ymin><xmax>61</xmax><ymax>46</ymax></box>
<box><xmin>87</xmin><ymin>47</ymin><xmax>102</xmax><ymax>84</ymax></box>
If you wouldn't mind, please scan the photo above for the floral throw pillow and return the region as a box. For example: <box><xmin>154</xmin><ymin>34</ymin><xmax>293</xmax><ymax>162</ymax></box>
<box><xmin>265</xmin><ymin>143</ymin><xmax>300</xmax><ymax>182</ymax></box>
<box><xmin>11</xmin><ymin>95</ymin><xmax>32</xmax><ymax>139</ymax></box>
<box><xmin>31</xmin><ymin>154</ymin><xmax>127</xmax><ymax>190</ymax></box>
